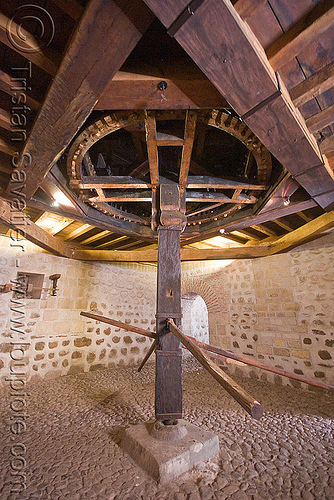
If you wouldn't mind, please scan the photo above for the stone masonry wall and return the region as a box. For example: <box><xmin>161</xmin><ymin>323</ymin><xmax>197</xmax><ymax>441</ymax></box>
<box><xmin>0</xmin><ymin>235</ymin><xmax>156</xmax><ymax>385</ymax></box>
<box><xmin>181</xmin><ymin>234</ymin><xmax>334</xmax><ymax>388</ymax></box>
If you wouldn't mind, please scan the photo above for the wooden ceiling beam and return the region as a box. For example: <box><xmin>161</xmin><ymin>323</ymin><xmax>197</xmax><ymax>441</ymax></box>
<box><xmin>251</xmin><ymin>224</ymin><xmax>277</xmax><ymax>237</ymax></box>
<box><xmin>306</xmin><ymin>104</ymin><xmax>334</xmax><ymax>134</ymax></box>
<box><xmin>0</xmin><ymin>197</ymin><xmax>72</xmax><ymax>257</ymax></box>
<box><xmin>273</xmin><ymin>219</ymin><xmax>295</xmax><ymax>233</ymax></box>
<box><xmin>143</xmin><ymin>1</ymin><xmax>331</xmax><ymax>207</ymax></box>
<box><xmin>319</xmin><ymin>135</ymin><xmax>334</xmax><ymax>155</ymax></box>
<box><xmin>28</xmin><ymin>196</ymin><xmax>156</xmax><ymax>241</ymax></box>
<box><xmin>0</xmin><ymin>108</ymin><xmax>11</xmax><ymax>131</ymax></box>
<box><xmin>179</xmin><ymin>110</ymin><xmax>197</xmax><ymax>188</ymax></box>
<box><xmin>95</xmin><ymin>235</ymin><xmax>128</xmax><ymax>249</ymax></box>
<box><xmin>80</xmin><ymin>230</ymin><xmax>111</xmax><ymax>245</ymax></box>
<box><xmin>183</xmin><ymin>199</ymin><xmax>318</xmax><ymax>244</ymax></box>
<box><xmin>8</xmin><ymin>0</ymin><xmax>154</xmax><ymax>201</ymax></box>
<box><xmin>269</xmin><ymin>211</ymin><xmax>334</xmax><ymax>254</ymax></box>
<box><xmin>296</xmin><ymin>211</ymin><xmax>312</xmax><ymax>223</ymax></box>
<box><xmin>0</xmin><ymin>13</ymin><xmax>60</xmax><ymax>76</ymax></box>
<box><xmin>0</xmin><ymin>69</ymin><xmax>41</xmax><ymax>110</ymax></box>
<box><xmin>266</xmin><ymin>0</ymin><xmax>334</xmax><ymax>71</ymax></box>
<box><xmin>84</xmin><ymin>191</ymin><xmax>152</xmax><ymax>203</ymax></box>
<box><xmin>64</xmin><ymin>223</ymin><xmax>93</xmax><ymax>241</ymax></box>
<box><xmin>290</xmin><ymin>61</ymin><xmax>334</xmax><ymax>108</ymax></box>
<box><xmin>0</xmin><ymin>137</ymin><xmax>17</xmax><ymax>156</ymax></box>
<box><xmin>234</xmin><ymin>0</ymin><xmax>268</xmax><ymax>20</ymax></box>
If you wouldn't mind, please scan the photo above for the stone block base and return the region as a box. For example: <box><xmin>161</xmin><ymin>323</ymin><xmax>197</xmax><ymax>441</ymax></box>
<box><xmin>119</xmin><ymin>419</ymin><xmax>219</xmax><ymax>483</ymax></box>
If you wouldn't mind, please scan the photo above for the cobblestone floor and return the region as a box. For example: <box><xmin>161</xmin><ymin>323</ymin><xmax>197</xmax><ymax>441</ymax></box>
<box><xmin>0</xmin><ymin>359</ymin><xmax>333</xmax><ymax>500</ymax></box>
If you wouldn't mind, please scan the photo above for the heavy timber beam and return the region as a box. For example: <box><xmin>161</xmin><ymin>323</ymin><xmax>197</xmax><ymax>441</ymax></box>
<box><xmin>95</xmin><ymin>71</ymin><xmax>228</xmax><ymax>110</ymax></box>
<box><xmin>73</xmin><ymin>245</ymin><xmax>269</xmax><ymax>262</ymax></box>
<box><xmin>143</xmin><ymin>0</ymin><xmax>333</xmax><ymax>209</ymax></box>
<box><xmin>0</xmin><ymin>198</ymin><xmax>72</xmax><ymax>257</ymax></box>
<box><xmin>8</xmin><ymin>0</ymin><xmax>154</xmax><ymax>201</ymax></box>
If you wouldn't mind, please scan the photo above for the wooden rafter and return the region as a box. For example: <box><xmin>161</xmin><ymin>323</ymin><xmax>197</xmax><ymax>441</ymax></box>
<box><xmin>306</xmin><ymin>104</ymin><xmax>334</xmax><ymax>134</ymax></box>
<box><xmin>29</xmin><ymin>196</ymin><xmax>156</xmax><ymax>241</ymax></box>
<box><xmin>80</xmin><ymin>230</ymin><xmax>111</xmax><ymax>245</ymax></box>
<box><xmin>0</xmin><ymin>138</ymin><xmax>16</xmax><ymax>157</ymax></box>
<box><xmin>319</xmin><ymin>135</ymin><xmax>334</xmax><ymax>155</ymax></box>
<box><xmin>183</xmin><ymin>199</ymin><xmax>318</xmax><ymax>244</ymax></box>
<box><xmin>63</xmin><ymin>224</ymin><xmax>93</xmax><ymax>241</ymax></box>
<box><xmin>0</xmin><ymin>198</ymin><xmax>72</xmax><ymax>257</ymax></box>
<box><xmin>0</xmin><ymin>108</ymin><xmax>11</xmax><ymax>131</ymax></box>
<box><xmin>0</xmin><ymin>69</ymin><xmax>41</xmax><ymax>110</ymax></box>
<box><xmin>179</xmin><ymin>110</ymin><xmax>197</xmax><ymax>188</ymax></box>
<box><xmin>273</xmin><ymin>219</ymin><xmax>295</xmax><ymax>233</ymax></box>
<box><xmin>95</xmin><ymin>235</ymin><xmax>128</xmax><ymax>249</ymax></box>
<box><xmin>0</xmin><ymin>12</ymin><xmax>60</xmax><ymax>76</ymax></box>
<box><xmin>266</xmin><ymin>0</ymin><xmax>334</xmax><ymax>71</ymax></box>
<box><xmin>8</xmin><ymin>0</ymin><xmax>154</xmax><ymax>201</ymax></box>
<box><xmin>290</xmin><ymin>61</ymin><xmax>334</xmax><ymax>108</ymax></box>
<box><xmin>269</xmin><ymin>211</ymin><xmax>334</xmax><ymax>254</ymax></box>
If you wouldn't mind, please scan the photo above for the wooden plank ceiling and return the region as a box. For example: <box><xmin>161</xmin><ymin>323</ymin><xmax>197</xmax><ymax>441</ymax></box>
<box><xmin>0</xmin><ymin>0</ymin><xmax>333</xmax><ymax>260</ymax></box>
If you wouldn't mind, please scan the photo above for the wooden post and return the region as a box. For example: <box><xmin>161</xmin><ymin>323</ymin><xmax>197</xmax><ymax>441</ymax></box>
<box><xmin>155</xmin><ymin>184</ymin><xmax>187</xmax><ymax>421</ymax></box>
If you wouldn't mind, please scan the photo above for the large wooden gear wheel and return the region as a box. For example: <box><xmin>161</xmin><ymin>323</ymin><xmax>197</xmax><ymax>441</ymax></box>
<box><xmin>67</xmin><ymin>109</ymin><xmax>272</xmax><ymax>233</ymax></box>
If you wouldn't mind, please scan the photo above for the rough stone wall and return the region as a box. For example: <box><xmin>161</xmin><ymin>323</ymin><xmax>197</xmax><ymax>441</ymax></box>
<box><xmin>181</xmin><ymin>235</ymin><xmax>334</xmax><ymax>387</ymax></box>
<box><xmin>0</xmin><ymin>235</ymin><xmax>156</xmax><ymax>385</ymax></box>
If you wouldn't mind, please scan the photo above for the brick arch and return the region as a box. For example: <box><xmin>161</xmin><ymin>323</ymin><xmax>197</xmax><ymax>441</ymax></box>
<box><xmin>182</xmin><ymin>277</ymin><xmax>220</xmax><ymax>313</ymax></box>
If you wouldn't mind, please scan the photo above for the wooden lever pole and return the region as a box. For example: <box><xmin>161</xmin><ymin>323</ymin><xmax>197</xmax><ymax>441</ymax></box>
<box><xmin>138</xmin><ymin>339</ymin><xmax>157</xmax><ymax>372</ymax></box>
<box><xmin>167</xmin><ymin>319</ymin><xmax>263</xmax><ymax>420</ymax></box>
<box><xmin>189</xmin><ymin>336</ymin><xmax>334</xmax><ymax>392</ymax></box>
<box><xmin>80</xmin><ymin>312</ymin><xmax>334</xmax><ymax>392</ymax></box>
<box><xmin>80</xmin><ymin>311</ymin><xmax>157</xmax><ymax>339</ymax></box>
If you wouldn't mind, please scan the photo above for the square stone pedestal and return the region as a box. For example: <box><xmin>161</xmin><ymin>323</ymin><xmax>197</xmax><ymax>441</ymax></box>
<box><xmin>119</xmin><ymin>419</ymin><xmax>219</xmax><ymax>483</ymax></box>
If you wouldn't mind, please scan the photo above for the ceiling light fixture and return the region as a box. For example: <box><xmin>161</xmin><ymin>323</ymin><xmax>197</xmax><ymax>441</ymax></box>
<box><xmin>283</xmin><ymin>195</ymin><xmax>290</xmax><ymax>206</ymax></box>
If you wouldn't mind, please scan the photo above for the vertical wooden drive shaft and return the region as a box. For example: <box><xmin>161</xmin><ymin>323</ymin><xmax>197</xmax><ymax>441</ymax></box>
<box><xmin>155</xmin><ymin>226</ymin><xmax>183</xmax><ymax>421</ymax></box>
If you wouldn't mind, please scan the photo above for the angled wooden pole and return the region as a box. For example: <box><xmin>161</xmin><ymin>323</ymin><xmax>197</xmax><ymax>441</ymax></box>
<box><xmin>167</xmin><ymin>319</ymin><xmax>263</xmax><ymax>420</ymax></box>
<box><xmin>138</xmin><ymin>339</ymin><xmax>157</xmax><ymax>372</ymax></box>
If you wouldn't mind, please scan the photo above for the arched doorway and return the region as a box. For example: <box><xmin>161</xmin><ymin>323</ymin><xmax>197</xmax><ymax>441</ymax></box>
<box><xmin>181</xmin><ymin>293</ymin><xmax>209</xmax><ymax>345</ymax></box>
